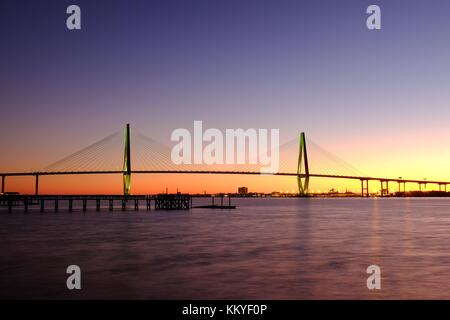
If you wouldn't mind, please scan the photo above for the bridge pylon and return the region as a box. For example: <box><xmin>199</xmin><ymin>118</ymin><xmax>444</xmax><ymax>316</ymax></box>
<box><xmin>297</xmin><ymin>132</ymin><xmax>310</xmax><ymax>196</ymax></box>
<box><xmin>123</xmin><ymin>123</ymin><xmax>131</xmax><ymax>196</ymax></box>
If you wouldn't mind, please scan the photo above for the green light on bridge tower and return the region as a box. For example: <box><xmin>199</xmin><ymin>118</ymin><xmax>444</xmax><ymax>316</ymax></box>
<box><xmin>123</xmin><ymin>123</ymin><xmax>131</xmax><ymax>196</ymax></box>
<box><xmin>297</xmin><ymin>132</ymin><xmax>310</xmax><ymax>196</ymax></box>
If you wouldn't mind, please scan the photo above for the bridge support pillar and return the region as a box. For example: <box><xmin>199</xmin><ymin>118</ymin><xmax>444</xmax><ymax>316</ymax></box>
<box><xmin>40</xmin><ymin>200</ymin><xmax>45</xmax><ymax>213</ymax></box>
<box><xmin>146</xmin><ymin>198</ymin><xmax>151</xmax><ymax>210</ymax></box>
<box><xmin>35</xmin><ymin>175</ymin><xmax>39</xmax><ymax>195</ymax></box>
<box><xmin>134</xmin><ymin>199</ymin><xmax>139</xmax><ymax>211</ymax></box>
<box><xmin>123</xmin><ymin>123</ymin><xmax>132</xmax><ymax>196</ymax></box>
<box><xmin>297</xmin><ymin>132</ymin><xmax>310</xmax><ymax>196</ymax></box>
<box><xmin>69</xmin><ymin>199</ymin><xmax>73</xmax><ymax>212</ymax></box>
<box><xmin>109</xmin><ymin>199</ymin><xmax>114</xmax><ymax>211</ymax></box>
<box><xmin>380</xmin><ymin>180</ymin><xmax>389</xmax><ymax>197</ymax></box>
<box><xmin>82</xmin><ymin>199</ymin><xmax>87</xmax><ymax>212</ymax></box>
<box><xmin>24</xmin><ymin>197</ymin><xmax>28</xmax><ymax>213</ymax></box>
<box><xmin>398</xmin><ymin>181</ymin><xmax>406</xmax><ymax>195</ymax></box>
<box><xmin>96</xmin><ymin>199</ymin><xmax>101</xmax><ymax>211</ymax></box>
<box><xmin>419</xmin><ymin>182</ymin><xmax>427</xmax><ymax>192</ymax></box>
<box><xmin>54</xmin><ymin>199</ymin><xmax>59</xmax><ymax>212</ymax></box>
<box><xmin>361</xmin><ymin>179</ymin><xmax>369</xmax><ymax>197</ymax></box>
<box><xmin>1</xmin><ymin>175</ymin><xmax>4</xmax><ymax>194</ymax></box>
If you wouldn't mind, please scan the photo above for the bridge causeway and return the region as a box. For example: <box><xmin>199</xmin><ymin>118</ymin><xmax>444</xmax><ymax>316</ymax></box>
<box><xmin>2</xmin><ymin>171</ymin><xmax>449</xmax><ymax>198</ymax></box>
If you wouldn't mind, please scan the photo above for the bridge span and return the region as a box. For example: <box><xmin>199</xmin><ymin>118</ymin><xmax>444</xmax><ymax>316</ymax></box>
<box><xmin>1</xmin><ymin>170</ymin><xmax>449</xmax><ymax>198</ymax></box>
<box><xmin>1</xmin><ymin>125</ymin><xmax>449</xmax><ymax>197</ymax></box>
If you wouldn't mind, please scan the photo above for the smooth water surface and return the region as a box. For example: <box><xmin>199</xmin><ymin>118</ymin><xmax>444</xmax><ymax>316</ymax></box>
<box><xmin>1</xmin><ymin>198</ymin><xmax>450</xmax><ymax>299</ymax></box>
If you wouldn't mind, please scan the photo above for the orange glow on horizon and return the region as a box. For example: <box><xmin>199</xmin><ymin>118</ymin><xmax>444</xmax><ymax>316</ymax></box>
<box><xmin>2</xmin><ymin>173</ymin><xmax>448</xmax><ymax>195</ymax></box>
<box><xmin>2</xmin><ymin>126</ymin><xmax>450</xmax><ymax>195</ymax></box>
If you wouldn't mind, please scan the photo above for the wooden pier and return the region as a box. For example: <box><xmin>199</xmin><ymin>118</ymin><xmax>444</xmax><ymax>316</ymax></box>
<box><xmin>0</xmin><ymin>194</ymin><xmax>193</xmax><ymax>212</ymax></box>
<box><xmin>154</xmin><ymin>194</ymin><xmax>191</xmax><ymax>210</ymax></box>
<box><xmin>192</xmin><ymin>195</ymin><xmax>236</xmax><ymax>209</ymax></box>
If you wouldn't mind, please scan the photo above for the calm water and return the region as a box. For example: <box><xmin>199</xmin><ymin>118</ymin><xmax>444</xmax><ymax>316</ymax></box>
<box><xmin>1</xmin><ymin>198</ymin><xmax>450</xmax><ymax>299</ymax></box>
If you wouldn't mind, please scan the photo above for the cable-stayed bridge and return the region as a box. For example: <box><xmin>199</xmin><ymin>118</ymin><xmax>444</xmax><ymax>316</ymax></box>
<box><xmin>1</xmin><ymin>124</ymin><xmax>449</xmax><ymax>197</ymax></box>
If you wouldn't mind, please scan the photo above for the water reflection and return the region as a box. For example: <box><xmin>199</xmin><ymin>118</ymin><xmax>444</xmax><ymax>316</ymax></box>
<box><xmin>1</xmin><ymin>198</ymin><xmax>450</xmax><ymax>299</ymax></box>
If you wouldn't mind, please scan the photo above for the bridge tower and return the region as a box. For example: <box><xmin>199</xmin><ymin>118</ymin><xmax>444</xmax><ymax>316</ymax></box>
<box><xmin>297</xmin><ymin>132</ymin><xmax>310</xmax><ymax>196</ymax></box>
<box><xmin>123</xmin><ymin>123</ymin><xmax>131</xmax><ymax>196</ymax></box>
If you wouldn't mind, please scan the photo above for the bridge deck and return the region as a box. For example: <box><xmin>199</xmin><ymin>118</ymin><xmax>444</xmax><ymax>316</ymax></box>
<box><xmin>1</xmin><ymin>170</ymin><xmax>449</xmax><ymax>185</ymax></box>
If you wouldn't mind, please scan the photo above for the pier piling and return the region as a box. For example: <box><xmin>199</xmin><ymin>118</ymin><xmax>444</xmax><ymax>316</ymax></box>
<box><xmin>1</xmin><ymin>194</ymin><xmax>194</xmax><ymax>212</ymax></box>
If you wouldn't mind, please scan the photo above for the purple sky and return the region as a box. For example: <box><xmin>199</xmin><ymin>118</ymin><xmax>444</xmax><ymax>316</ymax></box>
<box><xmin>1</xmin><ymin>0</ymin><xmax>450</xmax><ymax>181</ymax></box>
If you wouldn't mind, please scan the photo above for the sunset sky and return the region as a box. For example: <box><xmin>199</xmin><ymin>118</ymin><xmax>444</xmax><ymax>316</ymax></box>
<box><xmin>1</xmin><ymin>0</ymin><xmax>450</xmax><ymax>194</ymax></box>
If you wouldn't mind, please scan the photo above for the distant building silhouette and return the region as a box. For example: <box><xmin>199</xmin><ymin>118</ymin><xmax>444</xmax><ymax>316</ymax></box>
<box><xmin>238</xmin><ymin>187</ymin><xmax>248</xmax><ymax>195</ymax></box>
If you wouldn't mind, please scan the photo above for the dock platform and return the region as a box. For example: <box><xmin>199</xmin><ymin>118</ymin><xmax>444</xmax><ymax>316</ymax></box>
<box><xmin>0</xmin><ymin>194</ymin><xmax>191</xmax><ymax>212</ymax></box>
